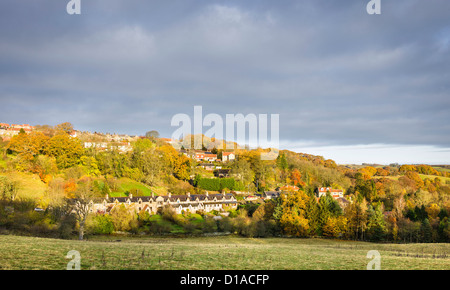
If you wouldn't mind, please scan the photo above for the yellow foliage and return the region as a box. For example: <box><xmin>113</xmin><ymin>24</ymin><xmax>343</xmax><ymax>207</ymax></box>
<box><xmin>323</xmin><ymin>216</ymin><xmax>348</xmax><ymax>238</ymax></box>
<box><xmin>279</xmin><ymin>191</ymin><xmax>310</xmax><ymax>237</ymax></box>
<box><xmin>280</xmin><ymin>209</ymin><xmax>309</xmax><ymax>237</ymax></box>
<box><xmin>426</xmin><ymin>203</ymin><xmax>440</xmax><ymax>220</ymax></box>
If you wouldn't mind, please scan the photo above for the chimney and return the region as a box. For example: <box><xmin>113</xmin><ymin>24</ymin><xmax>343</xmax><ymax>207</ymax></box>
<box><xmin>187</xmin><ymin>192</ymin><xmax>191</xmax><ymax>197</ymax></box>
<box><xmin>105</xmin><ymin>194</ymin><xmax>109</xmax><ymax>200</ymax></box>
<box><xmin>168</xmin><ymin>193</ymin><xmax>172</xmax><ymax>198</ymax></box>
<box><xmin>206</xmin><ymin>192</ymin><xmax>209</xmax><ymax>197</ymax></box>
<box><xmin>129</xmin><ymin>193</ymin><xmax>133</xmax><ymax>199</ymax></box>
<box><xmin>151</xmin><ymin>192</ymin><xmax>155</xmax><ymax>198</ymax></box>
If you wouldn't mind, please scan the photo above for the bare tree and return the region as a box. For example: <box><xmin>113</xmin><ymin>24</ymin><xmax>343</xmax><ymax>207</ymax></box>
<box><xmin>0</xmin><ymin>177</ymin><xmax>19</xmax><ymax>202</ymax></box>
<box><xmin>145</xmin><ymin>130</ymin><xmax>160</xmax><ymax>139</ymax></box>
<box><xmin>68</xmin><ymin>179</ymin><xmax>99</xmax><ymax>240</ymax></box>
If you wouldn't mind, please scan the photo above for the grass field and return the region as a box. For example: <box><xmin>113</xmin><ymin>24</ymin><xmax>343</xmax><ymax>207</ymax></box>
<box><xmin>433</xmin><ymin>166</ymin><xmax>450</xmax><ymax>173</ymax></box>
<box><xmin>0</xmin><ymin>234</ymin><xmax>448</xmax><ymax>270</ymax></box>
<box><xmin>0</xmin><ymin>171</ymin><xmax>47</xmax><ymax>200</ymax></box>
<box><xmin>109</xmin><ymin>177</ymin><xmax>155</xmax><ymax>197</ymax></box>
<box><xmin>373</xmin><ymin>174</ymin><xmax>450</xmax><ymax>184</ymax></box>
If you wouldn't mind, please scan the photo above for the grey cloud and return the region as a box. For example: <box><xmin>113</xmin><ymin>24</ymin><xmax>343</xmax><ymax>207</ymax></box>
<box><xmin>0</xmin><ymin>0</ymin><xmax>450</xmax><ymax>155</ymax></box>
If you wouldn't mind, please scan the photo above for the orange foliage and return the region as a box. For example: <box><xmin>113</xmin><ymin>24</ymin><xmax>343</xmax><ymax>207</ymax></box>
<box><xmin>64</xmin><ymin>179</ymin><xmax>77</xmax><ymax>199</ymax></box>
<box><xmin>290</xmin><ymin>169</ymin><xmax>306</xmax><ymax>188</ymax></box>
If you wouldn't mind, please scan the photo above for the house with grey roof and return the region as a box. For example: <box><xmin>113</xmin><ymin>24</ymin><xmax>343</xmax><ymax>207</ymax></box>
<box><xmin>92</xmin><ymin>192</ymin><xmax>238</xmax><ymax>215</ymax></box>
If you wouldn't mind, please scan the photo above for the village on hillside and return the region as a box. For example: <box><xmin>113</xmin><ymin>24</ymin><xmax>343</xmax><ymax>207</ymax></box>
<box><xmin>1</xmin><ymin>121</ymin><xmax>449</xmax><ymax>243</ymax></box>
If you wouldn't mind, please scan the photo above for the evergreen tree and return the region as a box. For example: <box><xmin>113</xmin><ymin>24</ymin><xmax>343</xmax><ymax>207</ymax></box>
<box><xmin>317</xmin><ymin>194</ymin><xmax>332</xmax><ymax>235</ymax></box>
<box><xmin>305</xmin><ymin>192</ymin><xmax>320</xmax><ymax>235</ymax></box>
<box><xmin>414</xmin><ymin>205</ymin><xmax>428</xmax><ymax>221</ymax></box>
<box><xmin>420</xmin><ymin>218</ymin><xmax>433</xmax><ymax>243</ymax></box>
<box><xmin>437</xmin><ymin>217</ymin><xmax>449</xmax><ymax>242</ymax></box>
<box><xmin>366</xmin><ymin>204</ymin><xmax>387</xmax><ymax>241</ymax></box>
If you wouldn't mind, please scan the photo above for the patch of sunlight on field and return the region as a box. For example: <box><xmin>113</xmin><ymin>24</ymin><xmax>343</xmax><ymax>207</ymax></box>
<box><xmin>0</xmin><ymin>172</ymin><xmax>47</xmax><ymax>200</ymax></box>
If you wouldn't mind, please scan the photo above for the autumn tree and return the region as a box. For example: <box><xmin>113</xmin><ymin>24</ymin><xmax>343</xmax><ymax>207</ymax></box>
<box><xmin>80</xmin><ymin>156</ymin><xmax>101</xmax><ymax>177</ymax></box>
<box><xmin>376</xmin><ymin>167</ymin><xmax>389</xmax><ymax>176</ymax></box>
<box><xmin>324</xmin><ymin>159</ymin><xmax>337</xmax><ymax>169</ymax></box>
<box><xmin>7</xmin><ymin>131</ymin><xmax>50</xmax><ymax>160</ymax></box>
<box><xmin>34</xmin><ymin>124</ymin><xmax>56</xmax><ymax>137</ymax></box>
<box><xmin>238</xmin><ymin>150</ymin><xmax>273</xmax><ymax>191</ymax></box>
<box><xmin>345</xmin><ymin>198</ymin><xmax>368</xmax><ymax>240</ymax></box>
<box><xmin>322</xmin><ymin>216</ymin><xmax>348</xmax><ymax>238</ymax></box>
<box><xmin>405</xmin><ymin>171</ymin><xmax>424</xmax><ymax>190</ymax></box>
<box><xmin>33</xmin><ymin>155</ymin><xmax>58</xmax><ymax>183</ymax></box>
<box><xmin>358</xmin><ymin>166</ymin><xmax>377</xmax><ymax>180</ymax></box>
<box><xmin>140</xmin><ymin>147</ymin><xmax>166</xmax><ymax>185</ymax></box>
<box><xmin>277</xmin><ymin>191</ymin><xmax>310</xmax><ymax>237</ymax></box>
<box><xmin>290</xmin><ymin>169</ymin><xmax>306</xmax><ymax>188</ymax></box>
<box><xmin>46</xmin><ymin>133</ymin><xmax>84</xmax><ymax>169</ymax></box>
<box><xmin>133</xmin><ymin>138</ymin><xmax>155</xmax><ymax>153</ymax></box>
<box><xmin>229</xmin><ymin>158</ymin><xmax>254</xmax><ymax>188</ymax></box>
<box><xmin>95</xmin><ymin>151</ymin><xmax>127</xmax><ymax>178</ymax></box>
<box><xmin>55</xmin><ymin>122</ymin><xmax>74</xmax><ymax>135</ymax></box>
<box><xmin>416</xmin><ymin>164</ymin><xmax>439</xmax><ymax>176</ymax></box>
<box><xmin>426</xmin><ymin>203</ymin><xmax>440</xmax><ymax>220</ymax></box>
<box><xmin>399</xmin><ymin>164</ymin><xmax>417</xmax><ymax>173</ymax></box>
<box><xmin>173</xmin><ymin>154</ymin><xmax>192</xmax><ymax>181</ymax></box>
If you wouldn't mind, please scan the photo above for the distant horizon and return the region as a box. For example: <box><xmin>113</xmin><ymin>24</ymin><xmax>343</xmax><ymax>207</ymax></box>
<box><xmin>3</xmin><ymin>119</ymin><xmax>449</xmax><ymax>166</ymax></box>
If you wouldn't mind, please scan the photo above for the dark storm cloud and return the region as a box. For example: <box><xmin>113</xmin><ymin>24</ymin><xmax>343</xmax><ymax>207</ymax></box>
<box><xmin>0</xmin><ymin>0</ymin><xmax>449</xmax><ymax>159</ymax></box>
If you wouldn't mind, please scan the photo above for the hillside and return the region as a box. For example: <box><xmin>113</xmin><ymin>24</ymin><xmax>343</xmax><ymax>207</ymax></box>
<box><xmin>0</xmin><ymin>124</ymin><xmax>449</xmax><ymax>243</ymax></box>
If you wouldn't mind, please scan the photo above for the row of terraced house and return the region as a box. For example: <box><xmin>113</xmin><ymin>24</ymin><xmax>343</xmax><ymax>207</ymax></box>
<box><xmin>0</xmin><ymin>123</ymin><xmax>35</xmax><ymax>141</ymax></box>
<box><xmin>91</xmin><ymin>192</ymin><xmax>238</xmax><ymax>215</ymax></box>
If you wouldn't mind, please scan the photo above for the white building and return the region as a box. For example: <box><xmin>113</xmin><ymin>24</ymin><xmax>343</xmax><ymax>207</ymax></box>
<box><xmin>91</xmin><ymin>192</ymin><xmax>238</xmax><ymax>215</ymax></box>
<box><xmin>222</xmin><ymin>152</ymin><xmax>235</xmax><ymax>162</ymax></box>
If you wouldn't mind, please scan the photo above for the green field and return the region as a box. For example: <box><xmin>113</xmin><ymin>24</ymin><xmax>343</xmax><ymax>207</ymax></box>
<box><xmin>433</xmin><ymin>166</ymin><xmax>450</xmax><ymax>173</ymax></box>
<box><xmin>109</xmin><ymin>177</ymin><xmax>155</xmax><ymax>197</ymax></box>
<box><xmin>373</xmin><ymin>174</ymin><xmax>450</xmax><ymax>184</ymax></box>
<box><xmin>0</xmin><ymin>234</ymin><xmax>448</xmax><ymax>270</ymax></box>
<box><xmin>0</xmin><ymin>171</ymin><xmax>47</xmax><ymax>200</ymax></box>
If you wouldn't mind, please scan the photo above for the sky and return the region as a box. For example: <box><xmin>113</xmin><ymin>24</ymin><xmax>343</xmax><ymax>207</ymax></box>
<box><xmin>1</xmin><ymin>0</ymin><xmax>450</xmax><ymax>164</ymax></box>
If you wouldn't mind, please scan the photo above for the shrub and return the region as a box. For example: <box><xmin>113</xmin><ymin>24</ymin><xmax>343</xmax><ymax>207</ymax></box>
<box><xmin>202</xmin><ymin>216</ymin><xmax>218</xmax><ymax>233</ymax></box>
<box><xmin>217</xmin><ymin>217</ymin><xmax>233</xmax><ymax>233</ymax></box>
<box><xmin>58</xmin><ymin>214</ymin><xmax>77</xmax><ymax>239</ymax></box>
<box><xmin>148</xmin><ymin>218</ymin><xmax>173</xmax><ymax>235</ymax></box>
<box><xmin>110</xmin><ymin>204</ymin><xmax>137</xmax><ymax>232</ymax></box>
<box><xmin>89</xmin><ymin>214</ymin><xmax>114</xmax><ymax>235</ymax></box>
<box><xmin>161</xmin><ymin>205</ymin><xmax>178</xmax><ymax>223</ymax></box>
<box><xmin>182</xmin><ymin>221</ymin><xmax>199</xmax><ymax>234</ymax></box>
